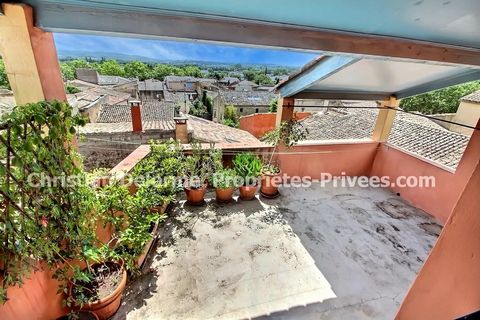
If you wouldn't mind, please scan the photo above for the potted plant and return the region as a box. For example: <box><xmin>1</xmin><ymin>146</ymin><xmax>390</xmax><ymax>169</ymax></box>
<box><xmin>210</xmin><ymin>168</ymin><xmax>238</xmax><ymax>203</ymax></box>
<box><xmin>233</xmin><ymin>152</ymin><xmax>262</xmax><ymax>200</ymax></box>
<box><xmin>260</xmin><ymin>118</ymin><xmax>308</xmax><ymax>197</ymax></box>
<box><xmin>135</xmin><ymin>177</ymin><xmax>176</xmax><ymax>213</ymax></box>
<box><xmin>182</xmin><ymin>141</ymin><xmax>217</xmax><ymax>205</ymax></box>
<box><xmin>66</xmin><ymin>247</ymin><xmax>127</xmax><ymax>320</ymax></box>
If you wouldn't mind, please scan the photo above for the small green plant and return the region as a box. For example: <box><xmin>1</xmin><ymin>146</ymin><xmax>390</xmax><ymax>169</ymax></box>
<box><xmin>209</xmin><ymin>168</ymin><xmax>238</xmax><ymax>189</ymax></box>
<box><xmin>135</xmin><ymin>177</ymin><xmax>176</xmax><ymax>210</ymax></box>
<box><xmin>261</xmin><ymin>118</ymin><xmax>308</xmax><ymax>173</ymax></box>
<box><xmin>233</xmin><ymin>152</ymin><xmax>262</xmax><ymax>186</ymax></box>
<box><xmin>223</xmin><ymin>105</ymin><xmax>239</xmax><ymax>128</ymax></box>
<box><xmin>182</xmin><ymin>141</ymin><xmax>218</xmax><ymax>189</ymax></box>
<box><xmin>65</xmin><ymin>84</ymin><xmax>81</xmax><ymax>94</ymax></box>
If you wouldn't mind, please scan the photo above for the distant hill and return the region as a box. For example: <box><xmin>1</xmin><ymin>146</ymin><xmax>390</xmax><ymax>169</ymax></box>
<box><xmin>57</xmin><ymin>50</ymin><xmax>297</xmax><ymax>69</ymax></box>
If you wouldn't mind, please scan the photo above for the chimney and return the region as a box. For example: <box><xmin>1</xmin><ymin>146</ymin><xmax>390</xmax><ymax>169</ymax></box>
<box><xmin>174</xmin><ymin>114</ymin><xmax>189</xmax><ymax>143</ymax></box>
<box><xmin>129</xmin><ymin>100</ymin><xmax>142</xmax><ymax>133</ymax></box>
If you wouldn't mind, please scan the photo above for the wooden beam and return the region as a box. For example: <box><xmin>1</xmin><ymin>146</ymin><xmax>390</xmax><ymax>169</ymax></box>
<box><xmin>275</xmin><ymin>97</ymin><xmax>295</xmax><ymax>127</ymax></box>
<box><xmin>292</xmin><ymin>91</ymin><xmax>390</xmax><ymax>101</ymax></box>
<box><xmin>31</xmin><ymin>2</ymin><xmax>480</xmax><ymax>67</ymax></box>
<box><xmin>371</xmin><ymin>97</ymin><xmax>399</xmax><ymax>142</ymax></box>
<box><xmin>0</xmin><ymin>3</ymin><xmax>65</xmax><ymax>105</ymax></box>
<box><xmin>277</xmin><ymin>56</ymin><xmax>358</xmax><ymax>97</ymax></box>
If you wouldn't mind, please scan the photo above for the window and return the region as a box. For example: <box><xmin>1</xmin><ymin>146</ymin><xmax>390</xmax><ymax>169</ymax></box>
<box><xmin>239</xmin><ymin>108</ymin><xmax>243</xmax><ymax>113</ymax></box>
<box><xmin>255</xmin><ymin>108</ymin><xmax>259</xmax><ymax>113</ymax></box>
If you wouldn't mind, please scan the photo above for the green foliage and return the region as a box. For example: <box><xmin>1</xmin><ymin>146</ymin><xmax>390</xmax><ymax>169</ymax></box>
<box><xmin>65</xmin><ymin>84</ymin><xmax>81</xmax><ymax>94</ymax></box>
<box><xmin>253</xmin><ymin>73</ymin><xmax>274</xmax><ymax>85</ymax></box>
<box><xmin>182</xmin><ymin>141</ymin><xmax>218</xmax><ymax>189</ymax></box>
<box><xmin>268</xmin><ymin>99</ymin><xmax>278</xmax><ymax>113</ymax></box>
<box><xmin>233</xmin><ymin>152</ymin><xmax>262</xmax><ymax>185</ymax></box>
<box><xmin>0</xmin><ymin>59</ymin><xmax>10</xmax><ymax>89</ymax></box>
<box><xmin>0</xmin><ymin>101</ymin><xmax>95</xmax><ymax>304</ymax></box>
<box><xmin>97</xmin><ymin>59</ymin><xmax>125</xmax><ymax>76</ymax></box>
<box><xmin>262</xmin><ymin>118</ymin><xmax>309</xmax><ymax>148</ymax></box>
<box><xmin>400</xmin><ymin>81</ymin><xmax>480</xmax><ymax>114</ymax></box>
<box><xmin>223</xmin><ymin>105</ymin><xmax>239</xmax><ymax>128</ymax></box>
<box><xmin>261</xmin><ymin>118</ymin><xmax>308</xmax><ymax>173</ymax></box>
<box><xmin>209</xmin><ymin>168</ymin><xmax>238</xmax><ymax>189</ymax></box>
<box><xmin>124</xmin><ymin>61</ymin><xmax>151</xmax><ymax>80</ymax></box>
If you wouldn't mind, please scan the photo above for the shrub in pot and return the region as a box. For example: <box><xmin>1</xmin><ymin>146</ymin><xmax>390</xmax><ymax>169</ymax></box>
<box><xmin>182</xmin><ymin>142</ymin><xmax>217</xmax><ymax>205</ymax></box>
<box><xmin>260</xmin><ymin>117</ymin><xmax>308</xmax><ymax>197</ymax></box>
<box><xmin>209</xmin><ymin>168</ymin><xmax>238</xmax><ymax>203</ymax></box>
<box><xmin>233</xmin><ymin>152</ymin><xmax>262</xmax><ymax>200</ymax></box>
<box><xmin>135</xmin><ymin>177</ymin><xmax>176</xmax><ymax>213</ymax></box>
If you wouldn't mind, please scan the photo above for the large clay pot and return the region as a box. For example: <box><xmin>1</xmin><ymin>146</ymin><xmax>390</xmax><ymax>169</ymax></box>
<box><xmin>260</xmin><ymin>172</ymin><xmax>282</xmax><ymax>198</ymax></box>
<box><xmin>239</xmin><ymin>184</ymin><xmax>258</xmax><ymax>200</ymax></box>
<box><xmin>215</xmin><ymin>187</ymin><xmax>234</xmax><ymax>203</ymax></box>
<box><xmin>71</xmin><ymin>262</ymin><xmax>127</xmax><ymax>320</ymax></box>
<box><xmin>184</xmin><ymin>184</ymin><xmax>207</xmax><ymax>205</ymax></box>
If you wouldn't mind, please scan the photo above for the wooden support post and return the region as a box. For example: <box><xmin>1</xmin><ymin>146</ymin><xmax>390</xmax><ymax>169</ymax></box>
<box><xmin>275</xmin><ymin>97</ymin><xmax>295</xmax><ymax>127</ymax></box>
<box><xmin>371</xmin><ymin>96</ymin><xmax>399</xmax><ymax>142</ymax></box>
<box><xmin>0</xmin><ymin>3</ymin><xmax>66</xmax><ymax>105</ymax></box>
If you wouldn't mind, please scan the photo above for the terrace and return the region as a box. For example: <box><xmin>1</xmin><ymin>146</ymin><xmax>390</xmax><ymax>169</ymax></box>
<box><xmin>0</xmin><ymin>1</ymin><xmax>480</xmax><ymax>320</ymax></box>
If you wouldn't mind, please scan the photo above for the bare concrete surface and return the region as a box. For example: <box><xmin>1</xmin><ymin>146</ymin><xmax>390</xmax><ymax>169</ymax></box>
<box><xmin>112</xmin><ymin>183</ymin><xmax>440</xmax><ymax>320</ymax></box>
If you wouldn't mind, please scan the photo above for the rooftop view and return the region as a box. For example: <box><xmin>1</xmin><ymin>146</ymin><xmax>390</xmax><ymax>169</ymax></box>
<box><xmin>0</xmin><ymin>1</ymin><xmax>479</xmax><ymax>320</ymax></box>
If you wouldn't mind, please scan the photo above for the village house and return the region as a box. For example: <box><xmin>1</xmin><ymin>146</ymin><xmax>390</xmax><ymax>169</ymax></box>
<box><xmin>212</xmin><ymin>90</ymin><xmax>277</xmax><ymax>122</ymax></box>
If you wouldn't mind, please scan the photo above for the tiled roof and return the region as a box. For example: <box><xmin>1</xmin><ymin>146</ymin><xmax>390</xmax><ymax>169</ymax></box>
<box><xmin>187</xmin><ymin>115</ymin><xmax>261</xmax><ymax>144</ymax></box>
<box><xmin>219</xmin><ymin>90</ymin><xmax>277</xmax><ymax>106</ymax></box>
<box><xmin>164</xmin><ymin>90</ymin><xmax>188</xmax><ymax>103</ymax></box>
<box><xmin>138</xmin><ymin>79</ymin><xmax>164</xmax><ymax>91</ymax></box>
<box><xmin>97</xmin><ymin>99</ymin><xmax>175</xmax><ymax>124</ymax></box>
<box><xmin>302</xmin><ymin>101</ymin><xmax>470</xmax><ymax>169</ymax></box>
<box><xmin>73</xmin><ymin>87</ymin><xmax>130</xmax><ymax>110</ymax></box>
<box><xmin>461</xmin><ymin>89</ymin><xmax>480</xmax><ymax>103</ymax></box>
<box><xmin>98</xmin><ymin>75</ymin><xmax>131</xmax><ymax>86</ymax></box>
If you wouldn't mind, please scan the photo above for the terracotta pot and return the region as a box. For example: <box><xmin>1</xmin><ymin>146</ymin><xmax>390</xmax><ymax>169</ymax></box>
<box><xmin>260</xmin><ymin>172</ymin><xmax>282</xmax><ymax>197</ymax></box>
<box><xmin>239</xmin><ymin>184</ymin><xmax>258</xmax><ymax>200</ymax></box>
<box><xmin>71</xmin><ymin>262</ymin><xmax>127</xmax><ymax>320</ymax></box>
<box><xmin>150</xmin><ymin>202</ymin><xmax>169</xmax><ymax>214</ymax></box>
<box><xmin>184</xmin><ymin>184</ymin><xmax>207</xmax><ymax>205</ymax></box>
<box><xmin>215</xmin><ymin>187</ymin><xmax>234</xmax><ymax>203</ymax></box>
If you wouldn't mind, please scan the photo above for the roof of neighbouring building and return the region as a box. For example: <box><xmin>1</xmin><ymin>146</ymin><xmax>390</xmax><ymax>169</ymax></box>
<box><xmin>219</xmin><ymin>90</ymin><xmax>277</xmax><ymax>106</ymax></box>
<box><xmin>301</xmin><ymin>101</ymin><xmax>470</xmax><ymax>169</ymax></box>
<box><xmin>187</xmin><ymin>115</ymin><xmax>262</xmax><ymax>144</ymax></box>
<box><xmin>461</xmin><ymin>89</ymin><xmax>480</xmax><ymax>103</ymax></box>
<box><xmin>72</xmin><ymin>87</ymin><xmax>131</xmax><ymax>110</ymax></box>
<box><xmin>96</xmin><ymin>99</ymin><xmax>176</xmax><ymax>123</ymax></box>
<box><xmin>219</xmin><ymin>77</ymin><xmax>240</xmax><ymax>84</ymax></box>
<box><xmin>138</xmin><ymin>78</ymin><xmax>164</xmax><ymax>91</ymax></box>
<box><xmin>97</xmin><ymin>75</ymin><xmax>132</xmax><ymax>86</ymax></box>
<box><xmin>235</xmin><ymin>80</ymin><xmax>258</xmax><ymax>87</ymax></box>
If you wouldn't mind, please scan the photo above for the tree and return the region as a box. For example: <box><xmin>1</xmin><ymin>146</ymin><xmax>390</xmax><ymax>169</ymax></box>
<box><xmin>223</xmin><ymin>105</ymin><xmax>239</xmax><ymax>128</ymax></box>
<box><xmin>243</xmin><ymin>69</ymin><xmax>256</xmax><ymax>81</ymax></box>
<box><xmin>0</xmin><ymin>59</ymin><xmax>10</xmax><ymax>89</ymax></box>
<box><xmin>268</xmin><ymin>99</ymin><xmax>278</xmax><ymax>113</ymax></box>
<box><xmin>183</xmin><ymin>65</ymin><xmax>203</xmax><ymax>78</ymax></box>
<box><xmin>124</xmin><ymin>61</ymin><xmax>150</xmax><ymax>80</ymax></box>
<box><xmin>98</xmin><ymin>59</ymin><xmax>125</xmax><ymax>76</ymax></box>
<box><xmin>254</xmin><ymin>73</ymin><xmax>274</xmax><ymax>85</ymax></box>
<box><xmin>400</xmin><ymin>81</ymin><xmax>480</xmax><ymax>114</ymax></box>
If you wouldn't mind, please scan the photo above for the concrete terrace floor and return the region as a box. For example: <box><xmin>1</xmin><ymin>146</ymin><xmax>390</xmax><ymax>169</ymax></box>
<box><xmin>112</xmin><ymin>182</ymin><xmax>441</xmax><ymax>320</ymax></box>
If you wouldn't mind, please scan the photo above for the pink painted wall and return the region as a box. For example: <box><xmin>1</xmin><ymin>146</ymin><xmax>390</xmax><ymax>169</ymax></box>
<box><xmin>0</xmin><ymin>264</ymin><xmax>67</xmax><ymax>320</ymax></box>
<box><xmin>371</xmin><ymin>122</ymin><xmax>480</xmax><ymax>223</ymax></box>
<box><xmin>239</xmin><ymin>112</ymin><xmax>311</xmax><ymax>138</ymax></box>
<box><xmin>277</xmin><ymin>142</ymin><xmax>379</xmax><ymax>179</ymax></box>
<box><xmin>396</xmin><ymin>152</ymin><xmax>480</xmax><ymax>319</ymax></box>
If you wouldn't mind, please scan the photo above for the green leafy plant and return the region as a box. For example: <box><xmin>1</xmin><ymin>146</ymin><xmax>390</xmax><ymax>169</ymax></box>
<box><xmin>135</xmin><ymin>177</ymin><xmax>176</xmax><ymax>210</ymax></box>
<box><xmin>209</xmin><ymin>168</ymin><xmax>238</xmax><ymax>189</ymax></box>
<box><xmin>233</xmin><ymin>152</ymin><xmax>262</xmax><ymax>186</ymax></box>
<box><xmin>223</xmin><ymin>105</ymin><xmax>239</xmax><ymax>128</ymax></box>
<box><xmin>0</xmin><ymin>101</ymin><xmax>95</xmax><ymax>304</ymax></box>
<box><xmin>261</xmin><ymin>118</ymin><xmax>308</xmax><ymax>174</ymax></box>
<box><xmin>182</xmin><ymin>141</ymin><xmax>218</xmax><ymax>189</ymax></box>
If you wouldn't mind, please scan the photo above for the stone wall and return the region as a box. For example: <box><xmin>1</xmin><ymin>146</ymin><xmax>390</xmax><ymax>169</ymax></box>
<box><xmin>78</xmin><ymin>130</ymin><xmax>179</xmax><ymax>170</ymax></box>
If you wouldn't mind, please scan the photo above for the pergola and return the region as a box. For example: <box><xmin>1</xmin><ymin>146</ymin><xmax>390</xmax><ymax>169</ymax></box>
<box><xmin>0</xmin><ymin>1</ymin><xmax>479</xmax><ymax>319</ymax></box>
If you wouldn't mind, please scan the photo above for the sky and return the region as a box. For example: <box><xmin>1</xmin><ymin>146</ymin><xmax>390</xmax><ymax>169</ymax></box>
<box><xmin>53</xmin><ymin>33</ymin><xmax>317</xmax><ymax>67</ymax></box>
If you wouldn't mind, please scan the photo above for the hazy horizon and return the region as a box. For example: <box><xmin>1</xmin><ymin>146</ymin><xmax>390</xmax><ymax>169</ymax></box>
<box><xmin>53</xmin><ymin>33</ymin><xmax>318</xmax><ymax>67</ymax></box>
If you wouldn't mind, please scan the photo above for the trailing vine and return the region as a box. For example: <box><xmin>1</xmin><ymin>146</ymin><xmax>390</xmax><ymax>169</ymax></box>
<box><xmin>0</xmin><ymin>101</ymin><xmax>95</xmax><ymax>304</ymax></box>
